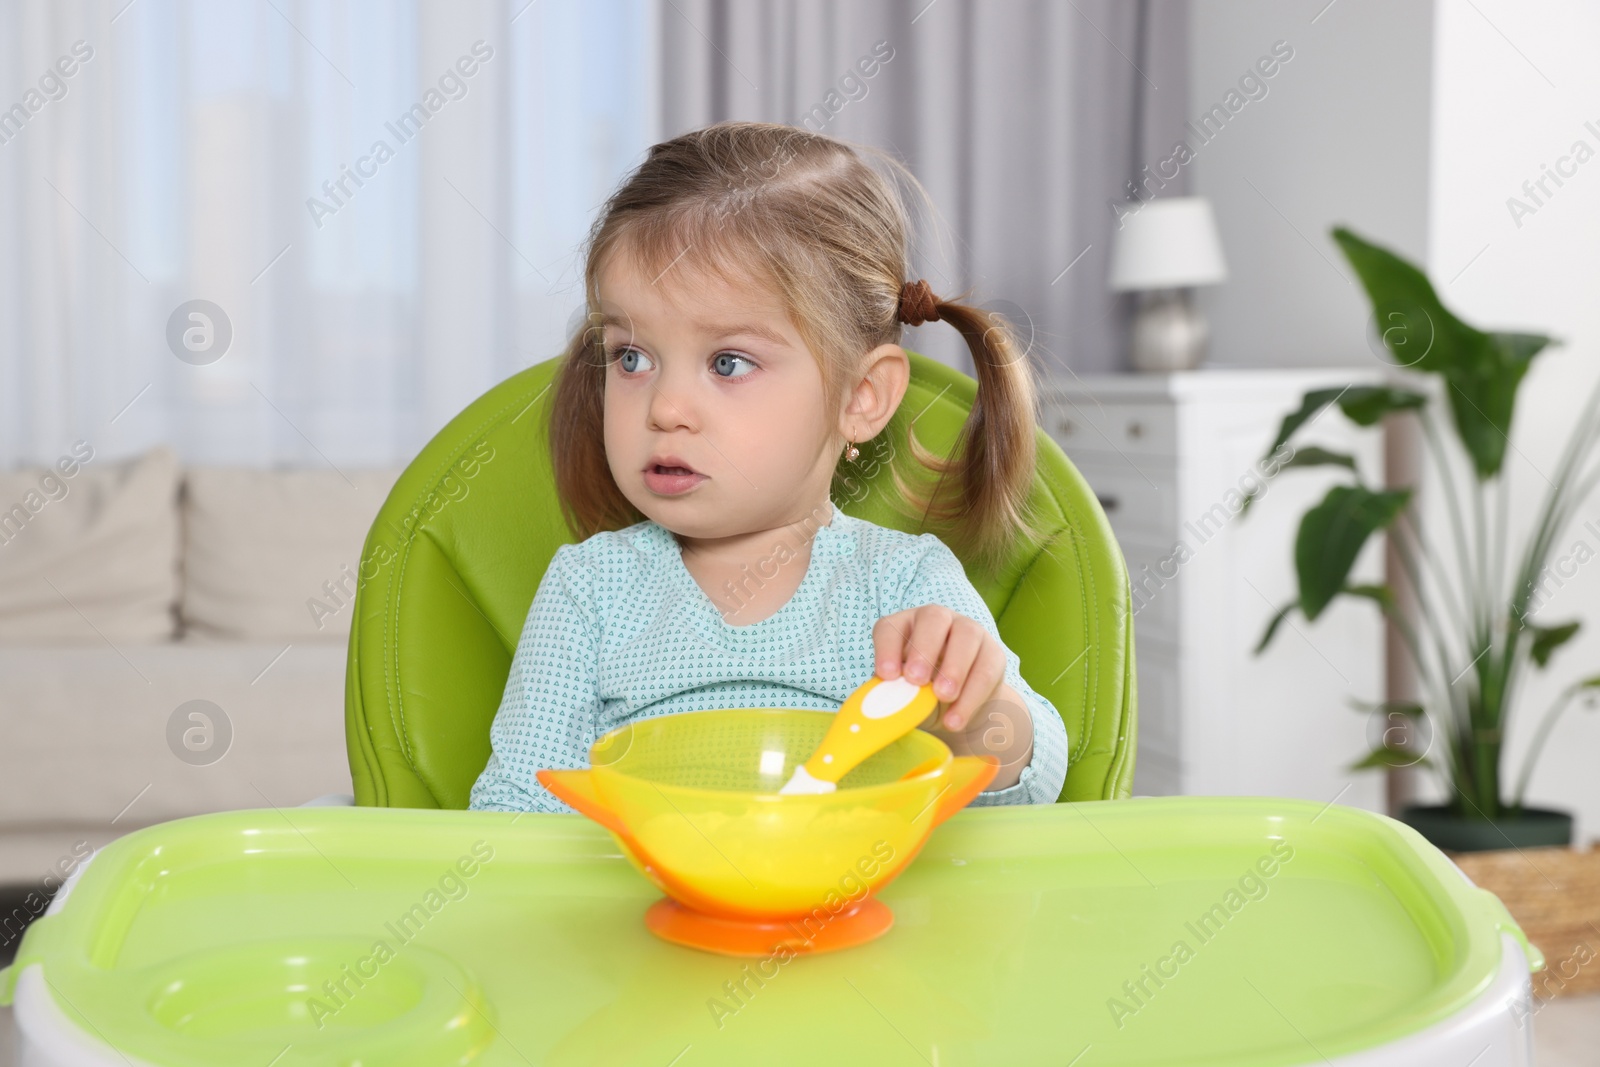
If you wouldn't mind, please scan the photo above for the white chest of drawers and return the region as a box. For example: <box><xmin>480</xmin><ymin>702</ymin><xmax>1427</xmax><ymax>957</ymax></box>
<box><xmin>1040</xmin><ymin>369</ymin><xmax>1388</xmax><ymax>811</ymax></box>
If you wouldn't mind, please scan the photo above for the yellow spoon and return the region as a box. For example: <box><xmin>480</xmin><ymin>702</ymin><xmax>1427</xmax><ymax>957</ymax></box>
<box><xmin>778</xmin><ymin>675</ymin><xmax>941</xmax><ymax>795</ymax></box>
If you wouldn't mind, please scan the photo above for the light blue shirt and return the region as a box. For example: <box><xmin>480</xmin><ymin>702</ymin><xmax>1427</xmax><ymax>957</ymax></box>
<box><xmin>468</xmin><ymin>500</ymin><xmax>1070</xmax><ymax>812</ymax></box>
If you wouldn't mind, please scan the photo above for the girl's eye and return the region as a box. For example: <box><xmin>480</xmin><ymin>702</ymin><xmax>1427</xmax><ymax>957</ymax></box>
<box><xmin>712</xmin><ymin>352</ymin><xmax>756</xmax><ymax>379</ymax></box>
<box><xmin>609</xmin><ymin>345</ymin><xmax>653</xmax><ymax>374</ymax></box>
<box><xmin>607</xmin><ymin>345</ymin><xmax>755</xmax><ymax>380</ymax></box>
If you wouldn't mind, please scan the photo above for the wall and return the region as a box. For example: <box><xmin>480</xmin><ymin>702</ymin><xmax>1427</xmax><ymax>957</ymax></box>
<box><xmin>1187</xmin><ymin>0</ymin><xmax>1600</xmax><ymax>844</ymax></box>
<box><xmin>1421</xmin><ymin>0</ymin><xmax>1600</xmax><ymax>845</ymax></box>
<box><xmin>1186</xmin><ymin>0</ymin><xmax>1435</xmax><ymax>369</ymax></box>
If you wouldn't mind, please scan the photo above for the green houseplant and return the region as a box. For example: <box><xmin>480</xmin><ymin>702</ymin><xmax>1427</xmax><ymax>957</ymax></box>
<box><xmin>1250</xmin><ymin>225</ymin><xmax>1600</xmax><ymax>852</ymax></box>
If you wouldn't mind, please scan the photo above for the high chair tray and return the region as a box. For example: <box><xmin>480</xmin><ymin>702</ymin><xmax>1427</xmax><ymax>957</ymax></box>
<box><xmin>2</xmin><ymin>796</ymin><xmax>1540</xmax><ymax>1067</ymax></box>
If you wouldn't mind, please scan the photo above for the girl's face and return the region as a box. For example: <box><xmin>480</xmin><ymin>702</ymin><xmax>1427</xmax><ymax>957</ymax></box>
<box><xmin>598</xmin><ymin>252</ymin><xmax>841</xmax><ymax>542</ymax></box>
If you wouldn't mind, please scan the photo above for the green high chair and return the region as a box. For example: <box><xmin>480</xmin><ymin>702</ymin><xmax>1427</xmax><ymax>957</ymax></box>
<box><xmin>2</xmin><ymin>352</ymin><xmax>1541</xmax><ymax>1067</ymax></box>
<box><xmin>344</xmin><ymin>349</ymin><xmax>1137</xmax><ymax>807</ymax></box>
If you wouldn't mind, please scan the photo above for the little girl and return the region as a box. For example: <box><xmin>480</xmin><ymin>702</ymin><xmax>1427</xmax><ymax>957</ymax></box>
<box><xmin>469</xmin><ymin>121</ymin><xmax>1070</xmax><ymax>813</ymax></box>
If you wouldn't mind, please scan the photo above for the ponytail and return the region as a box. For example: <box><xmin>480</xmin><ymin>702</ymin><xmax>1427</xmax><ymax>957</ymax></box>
<box><xmin>889</xmin><ymin>287</ymin><xmax>1046</xmax><ymax>576</ymax></box>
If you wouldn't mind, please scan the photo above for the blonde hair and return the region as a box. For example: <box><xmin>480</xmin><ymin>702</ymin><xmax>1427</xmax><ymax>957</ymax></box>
<box><xmin>549</xmin><ymin>120</ymin><xmax>1043</xmax><ymax>574</ymax></box>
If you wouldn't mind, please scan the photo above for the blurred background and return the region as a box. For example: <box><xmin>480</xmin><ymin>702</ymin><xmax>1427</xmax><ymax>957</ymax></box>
<box><xmin>1</xmin><ymin>0</ymin><xmax>1598</xmax><ymax>1057</ymax></box>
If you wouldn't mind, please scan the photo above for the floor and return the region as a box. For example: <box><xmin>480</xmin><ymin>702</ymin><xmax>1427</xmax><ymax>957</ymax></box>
<box><xmin>1528</xmin><ymin>993</ymin><xmax>1600</xmax><ymax>1064</ymax></box>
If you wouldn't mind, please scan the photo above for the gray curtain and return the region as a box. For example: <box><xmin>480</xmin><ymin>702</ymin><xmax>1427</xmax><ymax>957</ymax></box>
<box><xmin>657</xmin><ymin>0</ymin><xmax>1190</xmax><ymax>377</ymax></box>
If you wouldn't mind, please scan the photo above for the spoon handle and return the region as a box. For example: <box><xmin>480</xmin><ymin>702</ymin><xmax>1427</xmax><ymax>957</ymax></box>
<box><xmin>800</xmin><ymin>676</ymin><xmax>939</xmax><ymax>785</ymax></box>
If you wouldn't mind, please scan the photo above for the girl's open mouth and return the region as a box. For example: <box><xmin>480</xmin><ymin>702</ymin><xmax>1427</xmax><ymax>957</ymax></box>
<box><xmin>643</xmin><ymin>462</ymin><xmax>707</xmax><ymax>496</ymax></box>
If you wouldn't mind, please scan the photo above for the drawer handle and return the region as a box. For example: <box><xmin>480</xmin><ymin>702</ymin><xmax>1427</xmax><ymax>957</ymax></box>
<box><xmin>1126</xmin><ymin>420</ymin><xmax>1144</xmax><ymax>440</ymax></box>
<box><xmin>1096</xmin><ymin>493</ymin><xmax>1120</xmax><ymax>512</ymax></box>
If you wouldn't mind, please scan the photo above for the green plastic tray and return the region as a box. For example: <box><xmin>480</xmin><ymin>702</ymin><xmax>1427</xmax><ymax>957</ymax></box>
<box><xmin>0</xmin><ymin>796</ymin><xmax>1539</xmax><ymax>1066</ymax></box>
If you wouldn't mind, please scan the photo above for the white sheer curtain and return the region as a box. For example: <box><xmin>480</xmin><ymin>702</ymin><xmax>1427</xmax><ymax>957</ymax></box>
<box><xmin>0</xmin><ymin>0</ymin><xmax>658</xmax><ymax>468</ymax></box>
<box><xmin>2</xmin><ymin>0</ymin><xmax>1188</xmax><ymax>465</ymax></box>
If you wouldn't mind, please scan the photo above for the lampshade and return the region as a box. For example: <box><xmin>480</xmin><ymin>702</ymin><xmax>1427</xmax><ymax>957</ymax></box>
<box><xmin>1108</xmin><ymin>196</ymin><xmax>1228</xmax><ymax>291</ymax></box>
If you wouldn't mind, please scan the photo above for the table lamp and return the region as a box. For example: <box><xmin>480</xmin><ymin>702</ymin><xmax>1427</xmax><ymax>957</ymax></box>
<box><xmin>1108</xmin><ymin>196</ymin><xmax>1227</xmax><ymax>372</ymax></box>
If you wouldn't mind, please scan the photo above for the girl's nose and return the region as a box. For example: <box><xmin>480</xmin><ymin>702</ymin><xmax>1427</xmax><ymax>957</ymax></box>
<box><xmin>645</xmin><ymin>379</ymin><xmax>698</xmax><ymax>434</ymax></box>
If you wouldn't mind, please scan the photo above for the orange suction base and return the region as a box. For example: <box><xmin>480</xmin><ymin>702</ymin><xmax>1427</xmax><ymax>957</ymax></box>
<box><xmin>644</xmin><ymin>896</ymin><xmax>894</xmax><ymax>957</ymax></box>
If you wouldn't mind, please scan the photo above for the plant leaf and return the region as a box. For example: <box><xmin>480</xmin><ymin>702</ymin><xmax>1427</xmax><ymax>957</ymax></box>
<box><xmin>1348</xmin><ymin>745</ymin><xmax>1433</xmax><ymax>770</ymax></box>
<box><xmin>1283</xmin><ymin>446</ymin><xmax>1360</xmax><ymax>473</ymax></box>
<box><xmin>1262</xmin><ymin>385</ymin><xmax>1427</xmax><ymax>459</ymax></box>
<box><xmin>1339</xmin><ymin>386</ymin><xmax>1428</xmax><ymax>426</ymax></box>
<box><xmin>1254</xmin><ymin>601</ymin><xmax>1297</xmax><ymax>655</ymax></box>
<box><xmin>1331</xmin><ymin>226</ymin><xmax>1558</xmax><ymax>479</ymax></box>
<box><xmin>1295</xmin><ymin>486</ymin><xmax>1412</xmax><ymax>621</ymax></box>
<box><xmin>1346</xmin><ymin>697</ymin><xmax>1426</xmax><ymax>719</ymax></box>
<box><xmin>1240</xmin><ymin>447</ymin><xmax>1362</xmax><ymax>516</ymax></box>
<box><xmin>1343</xmin><ymin>583</ymin><xmax>1399</xmax><ymax>615</ymax></box>
<box><xmin>1574</xmin><ymin>675</ymin><xmax>1600</xmax><ymax>710</ymax></box>
<box><xmin>1264</xmin><ymin>388</ymin><xmax>1354</xmax><ymax>458</ymax></box>
<box><xmin>1528</xmin><ymin>620</ymin><xmax>1581</xmax><ymax>667</ymax></box>
<box><xmin>1443</xmin><ymin>333</ymin><xmax>1551</xmax><ymax>481</ymax></box>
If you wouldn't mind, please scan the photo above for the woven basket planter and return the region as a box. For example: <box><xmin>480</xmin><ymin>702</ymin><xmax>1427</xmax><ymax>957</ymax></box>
<box><xmin>1448</xmin><ymin>844</ymin><xmax>1600</xmax><ymax>999</ymax></box>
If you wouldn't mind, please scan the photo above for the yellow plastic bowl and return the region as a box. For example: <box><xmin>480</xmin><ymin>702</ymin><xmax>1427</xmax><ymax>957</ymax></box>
<box><xmin>538</xmin><ymin>707</ymin><xmax>996</xmax><ymax>955</ymax></box>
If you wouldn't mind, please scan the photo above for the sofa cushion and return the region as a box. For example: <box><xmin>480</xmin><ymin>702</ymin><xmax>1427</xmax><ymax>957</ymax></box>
<box><xmin>181</xmin><ymin>466</ymin><xmax>403</xmax><ymax>642</ymax></box>
<box><xmin>0</xmin><ymin>639</ymin><xmax>351</xmax><ymax>840</ymax></box>
<box><xmin>0</xmin><ymin>444</ymin><xmax>181</xmax><ymax>642</ymax></box>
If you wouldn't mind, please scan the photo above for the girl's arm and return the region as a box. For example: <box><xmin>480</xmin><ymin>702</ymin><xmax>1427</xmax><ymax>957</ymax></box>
<box><xmin>468</xmin><ymin>547</ymin><xmax>603</xmax><ymax>813</ymax></box>
<box><xmin>885</xmin><ymin>536</ymin><xmax>1072</xmax><ymax>807</ymax></box>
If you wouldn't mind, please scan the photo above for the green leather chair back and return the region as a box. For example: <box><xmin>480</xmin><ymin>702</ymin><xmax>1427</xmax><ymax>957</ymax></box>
<box><xmin>345</xmin><ymin>350</ymin><xmax>1137</xmax><ymax>807</ymax></box>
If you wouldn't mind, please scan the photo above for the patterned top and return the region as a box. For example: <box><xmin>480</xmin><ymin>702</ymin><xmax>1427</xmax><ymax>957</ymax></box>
<box><xmin>468</xmin><ymin>500</ymin><xmax>1071</xmax><ymax>812</ymax></box>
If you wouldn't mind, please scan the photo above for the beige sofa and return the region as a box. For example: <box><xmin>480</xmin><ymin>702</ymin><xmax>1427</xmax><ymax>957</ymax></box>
<box><xmin>0</xmin><ymin>444</ymin><xmax>402</xmax><ymax>885</ymax></box>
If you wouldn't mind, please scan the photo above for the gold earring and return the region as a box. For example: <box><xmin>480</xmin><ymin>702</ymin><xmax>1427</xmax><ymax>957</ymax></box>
<box><xmin>844</xmin><ymin>440</ymin><xmax>860</xmax><ymax>461</ymax></box>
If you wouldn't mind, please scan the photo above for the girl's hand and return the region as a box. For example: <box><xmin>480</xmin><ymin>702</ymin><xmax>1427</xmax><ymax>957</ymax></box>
<box><xmin>872</xmin><ymin>604</ymin><xmax>1035</xmax><ymax>788</ymax></box>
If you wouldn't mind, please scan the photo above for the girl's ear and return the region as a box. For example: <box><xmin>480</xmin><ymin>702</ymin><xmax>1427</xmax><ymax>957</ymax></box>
<box><xmin>841</xmin><ymin>343</ymin><xmax>909</xmax><ymax>441</ymax></box>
